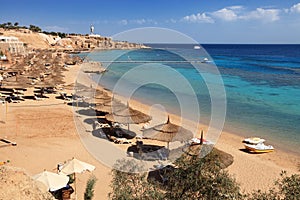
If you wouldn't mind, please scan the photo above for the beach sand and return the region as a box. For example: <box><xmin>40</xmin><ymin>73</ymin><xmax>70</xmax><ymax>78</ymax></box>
<box><xmin>0</xmin><ymin>65</ymin><xmax>112</xmax><ymax>199</ymax></box>
<box><xmin>114</xmin><ymin>96</ymin><xmax>300</xmax><ymax>193</ymax></box>
<box><xmin>1</xmin><ymin>62</ymin><xmax>299</xmax><ymax>200</ymax></box>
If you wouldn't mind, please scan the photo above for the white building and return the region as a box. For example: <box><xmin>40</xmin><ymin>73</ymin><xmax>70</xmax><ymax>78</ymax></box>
<box><xmin>0</xmin><ymin>36</ymin><xmax>26</xmax><ymax>55</ymax></box>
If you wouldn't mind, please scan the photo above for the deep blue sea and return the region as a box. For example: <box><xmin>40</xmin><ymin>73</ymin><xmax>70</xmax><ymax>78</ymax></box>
<box><xmin>82</xmin><ymin>44</ymin><xmax>300</xmax><ymax>155</ymax></box>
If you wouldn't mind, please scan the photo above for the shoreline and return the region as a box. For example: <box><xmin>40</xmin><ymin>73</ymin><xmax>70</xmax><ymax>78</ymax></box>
<box><xmin>76</xmin><ymin>60</ymin><xmax>300</xmax><ymax>192</ymax></box>
<box><xmin>79</xmin><ymin>52</ymin><xmax>300</xmax><ymax>192</ymax></box>
<box><xmin>0</xmin><ymin>51</ymin><xmax>299</xmax><ymax>199</ymax></box>
<box><xmin>98</xmin><ymin>75</ymin><xmax>300</xmax><ymax>157</ymax></box>
<box><xmin>86</xmin><ymin>46</ymin><xmax>300</xmax><ymax>157</ymax></box>
<box><xmin>111</xmin><ymin>91</ymin><xmax>300</xmax><ymax>192</ymax></box>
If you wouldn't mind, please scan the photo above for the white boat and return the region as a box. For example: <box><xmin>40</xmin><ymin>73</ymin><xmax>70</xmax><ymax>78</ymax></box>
<box><xmin>193</xmin><ymin>45</ymin><xmax>201</xmax><ymax>49</ymax></box>
<box><xmin>201</xmin><ymin>57</ymin><xmax>209</xmax><ymax>63</ymax></box>
<box><xmin>243</xmin><ymin>137</ymin><xmax>265</xmax><ymax>144</ymax></box>
<box><xmin>244</xmin><ymin>143</ymin><xmax>274</xmax><ymax>153</ymax></box>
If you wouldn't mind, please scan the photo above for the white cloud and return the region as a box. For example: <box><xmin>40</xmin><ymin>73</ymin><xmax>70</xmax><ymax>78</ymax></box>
<box><xmin>181</xmin><ymin>4</ymin><xmax>282</xmax><ymax>24</ymax></box>
<box><xmin>182</xmin><ymin>13</ymin><xmax>214</xmax><ymax>23</ymax></box>
<box><xmin>119</xmin><ymin>19</ymin><xmax>128</xmax><ymax>25</ymax></box>
<box><xmin>132</xmin><ymin>19</ymin><xmax>146</xmax><ymax>25</ymax></box>
<box><xmin>118</xmin><ymin>19</ymin><xmax>157</xmax><ymax>25</ymax></box>
<box><xmin>165</xmin><ymin>19</ymin><xmax>177</xmax><ymax>23</ymax></box>
<box><xmin>241</xmin><ymin>8</ymin><xmax>280</xmax><ymax>22</ymax></box>
<box><xmin>169</xmin><ymin>19</ymin><xmax>177</xmax><ymax>23</ymax></box>
<box><xmin>290</xmin><ymin>3</ymin><xmax>300</xmax><ymax>13</ymax></box>
<box><xmin>284</xmin><ymin>8</ymin><xmax>290</xmax><ymax>13</ymax></box>
<box><xmin>227</xmin><ymin>5</ymin><xmax>244</xmax><ymax>10</ymax></box>
<box><xmin>212</xmin><ymin>8</ymin><xmax>238</xmax><ymax>21</ymax></box>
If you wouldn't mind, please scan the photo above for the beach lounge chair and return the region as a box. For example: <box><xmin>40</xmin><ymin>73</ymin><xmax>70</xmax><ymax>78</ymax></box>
<box><xmin>60</xmin><ymin>92</ymin><xmax>68</xmax><ymax>99</ymax></box>
<box><xmin>93</xmin><ymin>121</ymin><xmax>111</xmax><ymax>129</ymax></box>
<box><xmin>34</xmin><ymin>95</ymin><xmax>43</xmax><ymax>101</ymax></box>
<box><xmin>0</xmin><ymin>98</ymin><xmax>5</xmax><ymax>104</ymax></box>
<box><xmin>114</xmin><ymin>138</ymin><xmax>132</xmax><ymax>144</ymax></box>
<box><xmin>0</xmin><ymin>139</ymin><xmax>17</xmax><ymax>146</ymax></box>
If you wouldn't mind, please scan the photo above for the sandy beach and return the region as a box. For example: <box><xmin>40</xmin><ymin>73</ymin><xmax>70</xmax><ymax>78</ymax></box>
<box><xmin>1</xmin><ymin>59</ymin><xmax>299</xmax><ymax>200</ymax></box>
<box><xmin>0</xmin><ymin>29</ymin><xmax>299</xmax><ymax>199</ymax></box>
<box><xmin>112</xmin><ymin>94</ymin><xmax>300</xmax><ymax>193</ymax></box>
<box><xmin>0</xmin><ymin>65</ymin><xmax>112</xmax><ymax>199</ymax></box>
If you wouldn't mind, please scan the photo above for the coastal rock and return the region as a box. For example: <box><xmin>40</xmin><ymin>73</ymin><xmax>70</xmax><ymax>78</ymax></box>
<box><xmin>0</xmin><ymin>166</ymin><xmax>54</xmax><ymax>200</ymax></box>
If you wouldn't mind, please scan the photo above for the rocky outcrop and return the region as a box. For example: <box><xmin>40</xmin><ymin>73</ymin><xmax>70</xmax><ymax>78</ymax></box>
<box><xmin>54</xmin><ymin>35</ymin><xmax>149</xmax><ymax>50</ymax></box>
<box><xmin>0</xmin><ymin>166</ymin><xmax>54</xmax><ymax>200</ymax></box>
<box><xmin>0</xmin><ymin>28</ymin><xmax>149</xmax><ymax>52</ymax></box>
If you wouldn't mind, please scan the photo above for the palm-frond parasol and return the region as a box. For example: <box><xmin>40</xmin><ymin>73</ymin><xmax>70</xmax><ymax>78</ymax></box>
<box><xmin>142</xmin><ymin>116</ymin><xmax>193</xmax><ymax>149</ymax></box>
<box><xmin>105</xmin><ymin>104</ymin><xmax>152</xmax><ymax>130</ymax></box>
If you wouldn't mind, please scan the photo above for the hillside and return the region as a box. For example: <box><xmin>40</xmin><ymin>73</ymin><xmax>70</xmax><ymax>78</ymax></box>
<box><xmin>0</xmin><ymin>28</ymin><xmax>148</xmax><ymax>51</ymax></box>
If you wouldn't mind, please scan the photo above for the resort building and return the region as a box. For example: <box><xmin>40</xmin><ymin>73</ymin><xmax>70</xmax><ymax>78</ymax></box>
<box><xmin>0</xmin><ymin>36</ymin><xmax>26</xmax><ymax>55</ymax></box>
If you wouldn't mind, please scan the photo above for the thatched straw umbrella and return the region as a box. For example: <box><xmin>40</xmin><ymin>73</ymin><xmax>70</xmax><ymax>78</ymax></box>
<box><xmin>1</xmin><ymin>75</ymin><xmax>30</xmax><ymax>90</ymax></box>
<box><xmin>92</xmin><ymin>90</ymin><xmax>112</xmax><ymax>102</ymax></box>
<box><xmin>105</xmin><ymin>104</ymin><xmax>152</xmax><ymax>130</ymax></box>
<box><xmin>94</xmin><ymin>100</ymin><xmax>126</xmax><ymax>113</ymax></box>
<box><xmin>93</xmin><ymin>95</ymin><xmax>113</xmax><ymax>105</ymax></box>
<box><xmin>83</xmin><ymin>95</ymin><xmax>113</xmax><ymax>106</ymax></box>
<box><xmin>142</xmin><ymin>116</ymin><xmax>193</xmax><ymax>149</ymax></box>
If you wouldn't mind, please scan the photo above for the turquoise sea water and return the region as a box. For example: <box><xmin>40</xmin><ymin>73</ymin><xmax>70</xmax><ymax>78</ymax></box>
<box><xmin>82</xmin><ymin>44</ymin><xmax>300</xmax><ymax>155</ymax></box>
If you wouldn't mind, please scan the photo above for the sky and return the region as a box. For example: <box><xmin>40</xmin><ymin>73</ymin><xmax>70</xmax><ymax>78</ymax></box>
<box><xmin>1</xmin><ymin>0</ymin><xmax>300</xmax><ymax>44</ymax></box>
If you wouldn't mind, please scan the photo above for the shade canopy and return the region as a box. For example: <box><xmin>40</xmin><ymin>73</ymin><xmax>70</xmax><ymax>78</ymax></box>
<box><xmin>105</xmin><ymin>106</ymin><xmax>152</xmax><ymax>125</ymax></box>
<box><xmin>95</xmin><ymin>100</ymin><xmax>126</xmax><ymax>113</ymax></box>
<box><xmin>75</xmin><ymin>88</ymin><xmax>96</xmax><ymax>98</ymax></box>
<box><xmin>60</xmin><ymin>158</ymin><xmax>95</xmax><ymax>175</ymax></box>
<box><xmin>89</xmin><ymin>94</ymin><xmax>112</xmax><ymax>105</ymax></box>
<box><xmin>1</xmin><ymin>76</ymin><xmax>31</xmax><ymax>89</ymax></box>
<box><xmin>142</xmin><ymin>116</ymin><xmax>193</xmax><ymax>143</ymax></box>
<box><xmin>32</xmin><ymin>170</ymin><xmax>69</xmax><ymax>192</ymax></box>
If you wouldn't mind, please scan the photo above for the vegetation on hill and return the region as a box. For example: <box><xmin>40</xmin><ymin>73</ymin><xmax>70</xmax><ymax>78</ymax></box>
<box><xmin>29</xmin><ymin>24</ymin><xmax>41</xmax><ymax>32</ymax></box>
<box><xmin>0</xmin><ymin>22</ymin><xmax>28</xmax><ymax>30</ymax></box>
<box><xmin>248</xmin><ymin>171</ymin><xmax>300</xmax><ymax>200</ymax></box>
<box><xmin>109</xmin><ymin>148</ymin><xmax>300</xmax><ymax>200</ymax></box>
<box><xmin>109</xmin><ymin>149</ymin><xmax>243</xmax><ymax>200</ymax></box>
<box><xmin>0</xmin><ymin>22</ymin><xmax>67</xmax><ymax>37</ymax></box>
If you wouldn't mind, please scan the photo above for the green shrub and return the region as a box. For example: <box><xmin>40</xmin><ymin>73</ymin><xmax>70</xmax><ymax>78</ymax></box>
<box><xmin>109</xmin><ymin>159</ymin><xmax>163</xmax><ymax>200</ymax></box>
<box><xmin>247</xmin><ymin>171</ymin><xmax>300</xmax><ymax>200</ymax></box>
<box><xmin>109</xmin><ymin>149</ymin><xmax>243</xmax><ymax>200</ymax></box>
<box><xmin>84</xmin><ymin>175</ymin><xmax>97</xmax><ymax>200</ymax></box>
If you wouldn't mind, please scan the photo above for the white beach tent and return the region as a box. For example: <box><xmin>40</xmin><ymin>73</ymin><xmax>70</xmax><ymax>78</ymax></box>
<box><xmin>60</xmin><ymin>158</ymin><xmax>95</xmax><ymax>199</ymax></box>
<box><xmin>32</xmin><ymin>170</ymin><xmax>69</xmax><ymax>192</ymax></box>
<box><xmin>60</xmin><ymin>158</ymin><xmax>95</xmax><ymax>175</ymax></box>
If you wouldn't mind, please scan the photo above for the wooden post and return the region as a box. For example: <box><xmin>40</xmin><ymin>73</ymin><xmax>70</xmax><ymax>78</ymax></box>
<box><xmin>74</xmin><ymin>173</ymin><xmax>77</xmax><ymax>200</ymax></box>
<box><xmin>200</xmin><ymin>130</ymin><xmax>203</xmax><ymax>145</ymax></box>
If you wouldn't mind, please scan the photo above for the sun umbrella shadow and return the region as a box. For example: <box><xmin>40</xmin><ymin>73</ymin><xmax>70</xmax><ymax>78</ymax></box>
<box><xmin>102</xmin><ymin>127</ymin><xmax>136</xmax><ymax>139</ymax></box>
<box><xmin>55</xmin><ymin>95</ymin><xmax>72</xmax><ymax>100</ymax></box>
<box><xmin>92</xmin><ymin>128</ymin><xmax>110</xmax><ymax>140</ymax></box>
<box><xmin>127</xmin><ymin>143</ymin><xmax>168</xmax><ymax>161</ymax></box>
<box><xmin>147</xmin><ymin>164</ymin><xmax>176</xmax><ymax>185</ymax></box>
<box><xmin>66</xmin><ymin>101</ymin><xmax>90</xmax><ymax>108</ymax></box>
<box><xmin>83</xmin><ymin>117</ymin><xmax>110</xmax><ymax>125</ymax></box>
<box><xmin>76</xmin><ymin>108</ymin><xmax>104</xmax><ymax>117</ymax></box>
